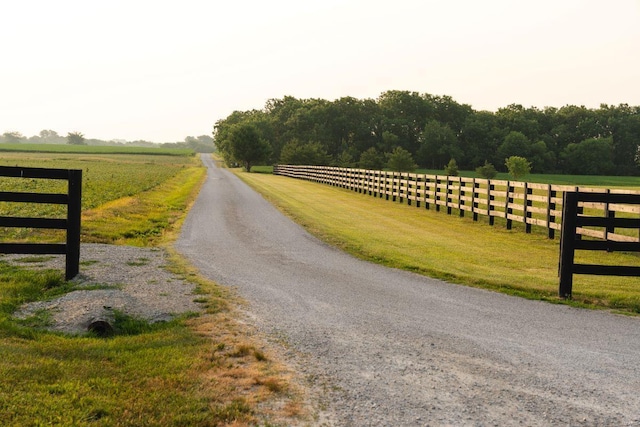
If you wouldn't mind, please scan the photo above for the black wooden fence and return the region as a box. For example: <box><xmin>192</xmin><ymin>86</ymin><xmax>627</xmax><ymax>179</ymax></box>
<box><xmin>0</xmin><ymin>166</ymin><xmax>82</xmax><ymax>280</ymax></box>
<box><xmin>274</xmin><ymin>165</ymin><xmax>640</xmax><ymax>242</ymax></box>
<box><xmin>558</xmin><ymin>191</ymin><xmax>640</xmax><ymax>298</ymax></box>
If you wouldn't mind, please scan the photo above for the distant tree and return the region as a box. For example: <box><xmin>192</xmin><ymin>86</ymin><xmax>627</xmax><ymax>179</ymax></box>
<box><xmin>359</xmin><ymin>147</ymin><xmax>385</xmax><ymax>170</ymax></box>
<box><xmin>561</xmin><ymin>137</ymin><xmax>615</xmax><ymax>175</ymax></box>
<box><xmin>67</xmin><ymin>131</ymin><xmax>86</xmax><ymax>145</ymax></box>
<box><xmin>39</xmin><ymin>129</ymin><xmax>64</xmax><ymax>143</ymax></box>
<box><xmin>380</xmin><ymin>131</ymin><xmax>400</xmax><ymax>153</ymax></box>
<box><xmin>418</xmin><ymin>120</ymin><xmax>460</xmax><ymax>169</ymax></box>
<box><xmin>475</xmin><ymin>161</ymin><xmax>498</xmax><ymax>179</ymax></box>
<box><xmin>498</xmin><ymin>131</ymin><xmax>530</xmax><ymax>161</ymax></box>
<box><xmin>279</xmin><ymin>140</ymin><xmax>331</xmax><ymax>165</ymax></box>
<box><xmin>196</xmin><ymin>135</ymin><xmax>213</xmax><ymax>145</ymax></box>
<box><xmin>228</xmin><ymin>124</ymin><xmax>272</xmax><ymax>172</ymax></box>
<box><xmin>336</xmin><ymin>150</ymin><xmax>356</xmax><ymax>168</ymax></box>
<box><xmin>505</xmin><ymin>156</ymin><xmax>531</xmax><ymax>180</ymax></box>
<box><xmin>184</xmin><ymin>135</ymin><xmax>214</xmax><ymax>152</ymax></box>
<box><xmin>528</xmin><ymin>140</ymin><xmax>556</xmax><ymax>173</ymax></box>
<box><xmin>2</xmin><ymin>131</ymin><xmax>25</xmax><ymax>143</ymax></box>
<box><xmin>387</xmin><ymin>146</ymin><xmax>417</xmax><ymax>172</ymax></box>
<box><xmin>444</xmin><ymin>158</ymin><xmax>459</xmax><ymax>176</ymax></box>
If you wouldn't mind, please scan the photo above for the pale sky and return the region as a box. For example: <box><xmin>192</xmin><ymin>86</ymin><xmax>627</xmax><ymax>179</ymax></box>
<box><xmin>1</xmin><ymin>0</ymin><xmax>639</xmax><ymax>142</ymax></box>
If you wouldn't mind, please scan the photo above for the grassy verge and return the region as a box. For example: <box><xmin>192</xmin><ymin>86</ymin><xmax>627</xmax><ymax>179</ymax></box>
<box><xmin>0</xmin><ymin>153</ymin><xmax>309</xmax><ymax>426</ymax></box>
<box><xmin>236</xmin><ymin>170</ymin><xmax>640</xmax><ymax>314</ymax></box>
<box><xmin>0</xmin><ymin>252</ymin><xmax>307</xmax><ymax>426</ymax></box>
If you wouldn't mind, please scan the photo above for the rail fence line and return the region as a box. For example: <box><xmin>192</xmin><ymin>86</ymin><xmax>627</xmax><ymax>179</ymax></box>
<box><xmin>0</xmin><ymin>166</ymin><xmax>82</xmax><ymax>280</ymax></box>
<box><xmin>273</xmin><ymin>165</ymin><xmax>640</xmax><ymax>243</ymax></box>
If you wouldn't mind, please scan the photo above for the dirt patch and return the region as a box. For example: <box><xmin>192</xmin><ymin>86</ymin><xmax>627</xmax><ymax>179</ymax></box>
<box><xmin>8</xmin><ymin>243</ymin><xmax>201</xmax><ymax>335</ymax></box>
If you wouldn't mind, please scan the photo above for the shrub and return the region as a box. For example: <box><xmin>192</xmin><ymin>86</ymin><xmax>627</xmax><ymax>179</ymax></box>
<box><xmin>475</xmin><ymin>160</ymin><xmax>498</xmax><ymax>179</ymax></box>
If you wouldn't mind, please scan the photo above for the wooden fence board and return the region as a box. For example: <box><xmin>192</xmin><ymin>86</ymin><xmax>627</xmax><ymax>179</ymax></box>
<box><xmin>273</xmin><ymin>165</ymin><xmax>640</xmax><ymax>242</ymax></box>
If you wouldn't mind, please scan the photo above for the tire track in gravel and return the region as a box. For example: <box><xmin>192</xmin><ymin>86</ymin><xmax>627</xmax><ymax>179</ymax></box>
<box><xmin>175</xmin><ymin>154</ymin><xmax>640</xmax><ymax>426</ymax></box>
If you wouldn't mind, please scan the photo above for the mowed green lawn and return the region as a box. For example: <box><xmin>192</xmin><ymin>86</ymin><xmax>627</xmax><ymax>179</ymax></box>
<box><xmin>237</xmin><ymin>170</ymin><xmax>640</xmax><ymax>314</ymax></box>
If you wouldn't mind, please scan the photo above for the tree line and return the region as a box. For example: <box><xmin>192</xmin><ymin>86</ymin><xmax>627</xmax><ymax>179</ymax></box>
<box><xmin>213</xmin><ymin>90</ymin><xmax>640</xmax><ymax>175</ymax></box>
<box><xmin>0</xmin><ymin>130</ymin><xmax>214</xmax><ymax>152</ymax></box>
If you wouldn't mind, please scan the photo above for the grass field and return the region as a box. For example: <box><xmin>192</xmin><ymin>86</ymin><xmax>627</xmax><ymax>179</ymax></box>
<box><xmin>0</xmin><ymin>151</ymin><xmax>307</xmax><ymax>426</ymax></box>
<box><xmin>236</xmin><ymin>170</ymin><xmax>640</xmax><ymax>314</ymax></box>
<box><xmin>0</xmin><ymin>142</ymin><xmax>194</xmax><ymax>156</ymax></box>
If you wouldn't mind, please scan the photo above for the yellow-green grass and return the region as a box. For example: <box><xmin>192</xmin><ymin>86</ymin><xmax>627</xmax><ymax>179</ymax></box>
<box><xmin>236</xmin><ymin>170</ymin><xmax>640</xmax><ymax>314</ymax></box>
<box><xmin>0</xmin><ymin>153</ymin><xmax>308</xmax><ymax>426</ymax></box>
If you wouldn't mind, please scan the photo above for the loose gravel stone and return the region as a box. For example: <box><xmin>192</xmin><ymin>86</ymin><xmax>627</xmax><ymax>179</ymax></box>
<box><xmin>9</xmin><ymin>244</ymin><xmax>201</xmax><ymax>335</ymax></box>
<box><xmin>174</xmin><ymin>155</ymin><xmax>640</xmax><ymax>426</ymax></box>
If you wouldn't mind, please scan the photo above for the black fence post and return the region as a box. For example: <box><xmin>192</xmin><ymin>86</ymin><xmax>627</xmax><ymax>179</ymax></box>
<box><xmin>66</xmin><ymin>169</ymin><xmax>82</xmax><ymax>280</ymax></box>
<box><xmin>558</xmin><ymin>191</ymin><xmax>578</xmax><ymax>299</ymax></box>
<box><xmin>547</xmin><ymin>185</ymin><xmax>556</xmax><ymax>239</ymax></box>
<box><xmin>506</xmin><ymin>182</ymin><xmax>513</xmax><ymax>230</ymax></box>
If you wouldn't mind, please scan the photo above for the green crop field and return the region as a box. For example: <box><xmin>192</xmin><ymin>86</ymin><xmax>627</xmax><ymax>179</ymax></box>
<box><xmin>0</xmin><ymin>142</ymin><xmax>194</xmax><ymax>156</ymax></box>
<box><xmin>0</xmin><ymin>152</ymin><xmax>202</xmax><ymax>243</ymax></box>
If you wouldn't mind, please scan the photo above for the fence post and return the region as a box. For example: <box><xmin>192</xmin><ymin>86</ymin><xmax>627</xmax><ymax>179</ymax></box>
<box><xmin>446</xmin><ymin>177</ymin><xmax>452</xmax><ymax>215</ymax></box>
<box><xmin>489</xmin><ymin>181</ymin><xmax>495</xmax><ymax>226</ymax></box>
<box><xmin>66</xmin><ymin>169</ymin><xmax>82</xmax><ymax>280</ymax></box>
<box><xmin>506</xmin><ymin>181</ymin><xmax>513</xmax><ymax>230</ymax></box>
<box><xmin>604</xmin><ymin>188</ymin><xmax>614</xmax><ymax>250</ymax></box>
<box><xmin>558</xmin><ymin>191</ymin><xmax>578</xmax><ymax>299</ymax></box>
<box><xmin>547</xmin><ymin>185</ymin><xmax>556</xmax><ymax>239</ymax></box>
<box><xmin>525</xmin><ymin>183</ymin><xmax>532</xmax><ymax>234</ymax></box>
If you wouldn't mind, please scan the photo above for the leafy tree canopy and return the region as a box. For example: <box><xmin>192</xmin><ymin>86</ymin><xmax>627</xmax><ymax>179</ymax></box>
<box><xmin>228</xmin><ymin>123</ymin><xmax>272</xmax><ymax>172</ymax></box>
<box><xmin>67</xmin><ymin>131</ymin><xmax>86</xmax><ymax>145</ymax></box>
<box><xmin>211</xmin><ymin>91</ymin><xmax>640</xmax><ymax>176</ymax></box>
<box><xmin>387</xmin><ymin>147</ymin><xmax>417</xmax><ymax>172</ymax></box>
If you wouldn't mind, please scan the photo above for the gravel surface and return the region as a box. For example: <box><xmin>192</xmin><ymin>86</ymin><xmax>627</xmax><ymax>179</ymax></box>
<box><xmin>10</xmin><ymin>244</ymin><xmax>201</xmax><ymax>335</ymax></box>
<box><xmin>175</xmin><ymin>155</ymin><xmax>640</xmax><ymax>426</ymax></box>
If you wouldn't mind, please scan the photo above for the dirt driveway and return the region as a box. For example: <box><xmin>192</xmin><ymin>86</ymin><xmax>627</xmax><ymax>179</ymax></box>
<box><xmin>175</xmin><ymin>155</ymin><xmax>640</xmax><ymax>426</ymax></box>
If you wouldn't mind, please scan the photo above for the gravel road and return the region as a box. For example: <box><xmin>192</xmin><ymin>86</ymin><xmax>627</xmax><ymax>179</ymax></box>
<box><xmin>175</xmin><ymin>155</ymin><xmax>640</xmax><ymax>426</ymax></box>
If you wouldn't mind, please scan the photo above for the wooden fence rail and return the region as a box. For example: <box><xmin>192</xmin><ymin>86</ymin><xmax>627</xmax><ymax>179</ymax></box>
<box><xmin>558</xmin><ymin>191</ymin><xmax>640</xmax><ymax>298</ymax></box>
<box><xmin>0</xmin><ymin>166</ymin><xmax>82</xmax><ymax>280</ymax></box>
<box><xmin>273</xmin><ymin>165</ymin><xmax>640</xmax><ymax>242</ymax></box>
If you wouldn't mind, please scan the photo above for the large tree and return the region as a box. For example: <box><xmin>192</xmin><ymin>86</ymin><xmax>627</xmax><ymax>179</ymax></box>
<box><xmin>561</xmin><ymin>137</ymin><xmax>615</xmax><ymax>175</ymax></box>
<box><xmin>279</xmin><ymin>140</ymin><xmax>330</xmax><ymax>165</ymax></box>
<box><xmin>67</xmin><ymin>131</ymin><xmax>86</xmax><ymax>145</ymax></box>
<box><xmin>2</xmin><ymin>131</ymin><xmax>25</xmax><ymax>143</ymax></box>
<box><xmin>417</xmin><ymin>120</ymin><xmax>460</xmax><ymax>169</ymax></box>
<box><xmin>227</xmin><ymin>124</ymin><xmax>271</xmax><ymax>172</ymax></box>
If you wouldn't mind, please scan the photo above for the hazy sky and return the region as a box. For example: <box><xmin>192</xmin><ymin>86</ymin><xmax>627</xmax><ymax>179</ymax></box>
<box><xmin>1</xmin><ymin>0</ymin><xmax>639</xmax><ymax>142</ymax></box>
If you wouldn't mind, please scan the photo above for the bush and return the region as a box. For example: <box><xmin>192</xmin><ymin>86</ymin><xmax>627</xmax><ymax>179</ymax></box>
<box><xmin>359</xmin><ymin>147</ymin><xmax>385</xmax><ymax>170</ymax></box>
<box><xmin>386</xmin><ymin>147</ymin><xmax>417</xmax><ymax>172</ymax></box>
<box><xmin>475</xmin><ymin>161</ymin><xmax>498</xmax><ymax>179</ymax></box>
<box><xmin>505</xmin><ymin>156</ymin><xmax>532</xmax><ymax>180</ymax></box>
<box><xmin>444</xmin><ymin>159</ymin><xmax>459</xmax><ymax>176</ymax></box>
